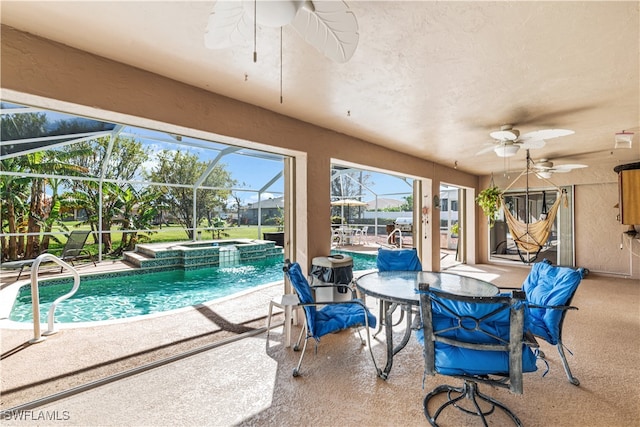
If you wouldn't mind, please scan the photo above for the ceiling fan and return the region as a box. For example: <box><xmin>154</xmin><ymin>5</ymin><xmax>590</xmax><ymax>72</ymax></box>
<box><xmin>204</xmin><ymin>0</ymin><xmax>359</xmax><ymax>63</ymax></box>
<box><xmin>531</xmin><ymin>159</ymin><xmax>587</xmax><ymax>179</ymax></box>
<box><xmin>476</xmin><ymin>124</ymin><xmax>575</xmax><ymax>158</ymax></box>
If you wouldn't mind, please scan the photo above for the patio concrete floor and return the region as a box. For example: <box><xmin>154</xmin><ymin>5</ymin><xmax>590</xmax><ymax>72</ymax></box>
<box><xmin>2</xmin><ymin>249</ymin><xmax>637</xmax><ymax>426</ymax></box>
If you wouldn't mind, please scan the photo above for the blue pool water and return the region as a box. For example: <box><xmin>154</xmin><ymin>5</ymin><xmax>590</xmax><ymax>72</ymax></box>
<box><xmin>10</xmin><ymin>257</ymin><xmax>285</xmax><ymax>323</ymax></box>
<box><xmin>331</xmin><ymin>249</ymin><xmax>378</xmax><ymax>270</ymax></box>
<box><xmin>10</xmin><ymin>251</ymin><xmax>377</xmax><ymax>323</ymax></box>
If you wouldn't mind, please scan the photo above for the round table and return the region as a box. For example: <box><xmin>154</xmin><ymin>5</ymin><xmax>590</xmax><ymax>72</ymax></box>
<box><xmin>356</xmin><ymin>270</ymin><xmax>499</xmax><ymax>303</ymax></box>
<box><xmin>355</xmin><ymin>270</ymin><xmax>499</xmax><ymax>379</ymax></box>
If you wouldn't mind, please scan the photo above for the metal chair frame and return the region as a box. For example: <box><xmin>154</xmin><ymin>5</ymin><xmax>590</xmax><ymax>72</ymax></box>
<box><xmin>418</xmin><ymin>283</ymin><xmax>532</xmax><ymax>427</ymax></box>
<box><xmin>504</xmin><ymin>260</ymin><xmax>585</xmax><ymax>385</ymax></box>
<box><xmin>2</xmin><ymin>230</ymin><xmax>95</xmax><ymax>280</ymax></box>
<box><xmin>283</xmin><ymin>260</ymin><xmax>379</xmax><ymax>377</ymax></box>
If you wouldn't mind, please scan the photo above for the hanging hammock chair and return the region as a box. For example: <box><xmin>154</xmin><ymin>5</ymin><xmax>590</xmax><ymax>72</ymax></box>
<box><xmin>500</xmin><ymin>151</ymin><xmax>568</xmax><ymax>263</ymax></box>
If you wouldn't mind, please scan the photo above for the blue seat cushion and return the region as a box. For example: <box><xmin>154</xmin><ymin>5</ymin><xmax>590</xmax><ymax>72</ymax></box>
<box><xmin>377</xmin><ymin>247</ymin><xmax>422</xmax><ymax>271</ymax></box>
<box><xmin>314</xmin><ymin>302</ymin><xmax>376</xmax><ymax>338</ymax></box>
<box><xmin>415</xmin><ymin>329</ymin><xmax>537</xmax><ymax>376</ymax></box>
<box><xmin>285</xmin><ymin>261</ymin><xmax>376</xmax><ymax>339</ymax></box>
<box><xmin>415</xmin><ymin>296</ymin><xmax>537</xmax><ymax>375</ymax></box>
<box><xmin>432</xmin><ymin>342</ymin><xmax>538</xmax><ymax>376</ymax></box>
<box><xmin>523</xmin><ymin>261</ymin><xmax>583</xmax><ymax>344</ymax></box>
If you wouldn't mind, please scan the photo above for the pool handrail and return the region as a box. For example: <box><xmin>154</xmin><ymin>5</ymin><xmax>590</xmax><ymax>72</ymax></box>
<box><xmin>386</xmin><ymin>228</ymin><xmax>404</xmax><ymax>248</ymax></box>
<box><xmin>29</xmin><ymin>253</ymin><xmax>80</xmax><ymax>343</ymax></box>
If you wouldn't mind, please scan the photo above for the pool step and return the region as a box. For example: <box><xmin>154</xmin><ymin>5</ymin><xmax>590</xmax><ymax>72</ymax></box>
<box><xmin>125</xmin><ymin>240</ymin><xmax>285</xmax><ymax>271</ymax></box>
<box><xmin>123</xmin><ymin>251</ymin><xmax>157</xmax><ymax>268</ymax></box>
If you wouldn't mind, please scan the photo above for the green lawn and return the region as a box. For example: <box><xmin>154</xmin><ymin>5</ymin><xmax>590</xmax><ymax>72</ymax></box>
<box><xmin>43</xmin><ymin>223</ymin><xmax>281</xmax><ymax>258</ymax></box>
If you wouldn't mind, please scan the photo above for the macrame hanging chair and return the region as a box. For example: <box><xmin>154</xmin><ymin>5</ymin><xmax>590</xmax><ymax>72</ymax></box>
<box><xmin>500</xmin><ymin>151</ymin><xmax>568</xmax><ymax>263</ymax></box>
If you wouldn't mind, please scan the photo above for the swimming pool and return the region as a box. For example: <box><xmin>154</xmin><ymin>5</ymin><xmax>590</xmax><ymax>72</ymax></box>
<box><xmin>331</xmin><ymin>249</ymin><xmax>378</xmax><ymax>270</ymax></box>
<box><xmin>8</xmin><ymin>251</ymin><xmax>377</xmax><ymax>324</ymax></box>
<box><xmin>9</xmin><ymin>257</ymin><xmax>285</xmax><ymax>323</ymax></box>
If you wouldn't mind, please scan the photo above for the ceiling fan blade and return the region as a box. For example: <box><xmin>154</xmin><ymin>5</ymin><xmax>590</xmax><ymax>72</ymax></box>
<box><xmin>476</xmin><ymin>144</ymin><xmax>498</xmax><ymax>156</ymax></box>
<box><xmin>520</xmin><ymin>129</ymin><xmax>574</xmax><ymax>141</ymax></box>
<box><xmin>204</xmin><ymin>0</ymin><xmax>253</xmax><ymax>49</ymax></box>
<box><xmin>553</xmin><ymin>164</ymin><xmax>588</xmax><ymax>172</ymax></box>
<box><xmin>291</xmin><ymin>1</ymin><xmax>359</xmax><ymax>63</ymax></box>
<box><xmin>519</xmin><ymin>139</ymin><xmax>546</xmax><ymax>149</ymax></box>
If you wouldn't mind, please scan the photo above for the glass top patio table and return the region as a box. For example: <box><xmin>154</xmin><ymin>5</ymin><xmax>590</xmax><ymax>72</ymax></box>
<box><xmin>356</xmin><ymin>270</ymin><xmax>499</xmax><ymax>304</ymax></box>
<box><xmin>355</xmin><ymin>271</ymin><xmax>499</xmax><ymax>380</ymax></box>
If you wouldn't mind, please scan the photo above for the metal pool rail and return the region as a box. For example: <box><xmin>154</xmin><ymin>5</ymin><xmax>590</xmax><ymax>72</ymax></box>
<box><xmin>29</xmin><ymin>253</ymin><xmax>80</xmax><ymax>343</ymax></box>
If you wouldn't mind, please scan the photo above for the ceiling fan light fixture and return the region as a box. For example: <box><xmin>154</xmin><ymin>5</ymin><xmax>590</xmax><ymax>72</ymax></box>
<box><xmin>242</xmin><ymin>0</ymin><xmax>303</xmax><ymax>27</ymax></box>
<box><xmin>614</xmin><ymin>131</ymin><xmax>634</xmax><ymax>149</ymax></box>
<box><xmin>494</xmin><ymin>144</ymin><xmax>520</xmax><ymax>157</ymax></box>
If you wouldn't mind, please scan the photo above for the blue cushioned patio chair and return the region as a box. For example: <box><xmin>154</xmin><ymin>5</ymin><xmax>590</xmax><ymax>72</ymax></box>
<box><xmin>283</xmin><ymin>259</ymin><xmax>379</xmax><ymax>377</ymax></box>
<box><xmin>416</xmin><ymin>283</ymin><xmax>538</xmax><ymax>426</ymax></box>
<box><xmin>518</xmin><ymin>259</ymin><xmax>585</xmax><ymax>385</ymax></box>
<box><xmin>374</xmin><ymin>247</ymin><xmax>423</xmax><ymax>336</ymax></box>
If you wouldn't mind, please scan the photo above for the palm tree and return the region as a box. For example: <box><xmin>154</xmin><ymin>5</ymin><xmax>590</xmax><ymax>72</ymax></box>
<box><xmin>20</xmin><ymin>150</ymin><xmax>89</xmax><ymax>258</ymax></box>
<box><xmin>0</xmin><ymin>159</ymin><xmax>30</xmax><ymax>260</ymax></box>
<box><xmin>113</xmin><ymin>185</ymin><xmax>160</xmax><ymax>254</ymax></box>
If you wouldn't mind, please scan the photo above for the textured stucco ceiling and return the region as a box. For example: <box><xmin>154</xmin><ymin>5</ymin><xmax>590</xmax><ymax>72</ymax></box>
<box><xmin>1</xmin><ymin>1</ymin><xmax>639</xmax><ymax>175</ymax></box>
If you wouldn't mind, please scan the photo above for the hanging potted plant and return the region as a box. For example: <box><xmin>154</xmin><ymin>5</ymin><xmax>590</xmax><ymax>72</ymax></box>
<box><xmin>476</xmin><ymin>185</ymin><xmax>502</xmax><ymax>228</ymax></box>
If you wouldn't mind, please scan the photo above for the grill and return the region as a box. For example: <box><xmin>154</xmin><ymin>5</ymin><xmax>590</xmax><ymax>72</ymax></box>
<box><xmin>394</xmin><ymin>217</ymin><xmax>413</xmax><ymax>232</ymax></box>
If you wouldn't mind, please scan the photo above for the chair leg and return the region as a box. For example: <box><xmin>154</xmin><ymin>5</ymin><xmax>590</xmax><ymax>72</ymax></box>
<box><xmin>292</xmin><ymin>333</ymin><xmax>310</xmax><ymax>377</ymax></box>
<box><xmin>556</xmin><ymin>341</ymin><xmax>580</xmax><ymax>386</ymax></box>
<box><xmin>360</xmin><ymin>317</ymin><xmax>381</xmax><ymax>378</ymax></box>
<box><xmin>266</xmin><ymin>301</ymin><xmax>275</xmax><ymax>343</ymax></box>
<box><xmin>424</xmin><ymin>381</ymin><xmax>523</xmax><ymax>427</ymax></box>
<box><xmin>293</xmin><ymin>322</ymin><xmax>306</xmax><ymax>351</ymax></box>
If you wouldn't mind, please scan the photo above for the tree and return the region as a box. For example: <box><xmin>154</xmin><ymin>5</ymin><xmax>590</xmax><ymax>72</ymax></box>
<box><xmin>1</xmin><ymin>111</ymin><xmax>46</xmax><ymax>260</ymax></box>
<box><xmin>112</xmin><ymin>185</ymin><xmax>160</xmax><ymax>254</ymax></box>
<box><xmin>64</xmin><ymin>135</ymin><xmax>149</xmax><ymax>253</ymax></box>
<box><xmin>330</xmin><ymin>170</ymin><xmax>373</xmax><ymax>222</ymax></box>
<box><xmin>400</xmin><ymin>195</ymin><xmax>413</xmax><ymax>211</ymax></box>
<box><xmin>1</xmin><ymin>111</ymin><xmax>91</xmax><ymax>259</ymax></box>
<box><xmin>0</xmin><ymin>159</ymin><xmax>30</xmax><ymax>260</ymax></box>
<box><xmin>146</xmin><ymin>150</ymin><xmax>236</xmax><ymax>239</ymax></box>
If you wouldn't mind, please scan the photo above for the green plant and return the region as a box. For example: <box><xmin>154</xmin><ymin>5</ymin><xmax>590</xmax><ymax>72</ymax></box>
<box><xmin>450</xmin><ymin>222</ymin><xmax>459</xmax><ymax>236</ymax></box>
<box><xmin>331</xmin><ymin>215</ymin><xmax>345</xmax><ymax>224</ymax></box>
<box><xmin>476</xmin><ymin>186</ymin><xmax>502</xmax><ymax>228</ymax></box>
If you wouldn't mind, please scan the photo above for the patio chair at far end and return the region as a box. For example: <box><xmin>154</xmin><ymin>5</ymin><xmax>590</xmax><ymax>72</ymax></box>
<box><xmin>58</xmin><ymin>230</ymin><xmax>96</xmax><ymax>271</ymax></box>
<box><xmin>416</xmin><ymin>283</ymin><xmax>538</xmax><ymax>427</ymax></box>
<box><xmin>1</xmin><ymin>230</ymin><xmax>96</xmax><ymax>280</ymax></box>
<box><xmin>283</xmin><ymin>259</ymin><xmax>379</xmax><ymax>377</ymax></box>
<box><xmin>506</xmin><ymin>259</ymin><xmax>585</xmax><ymax>385</ymax></box>
<box><xmin>374</xmin><ymin>247</ymin><xmax>423</xmax><ymax>336</ymax></box>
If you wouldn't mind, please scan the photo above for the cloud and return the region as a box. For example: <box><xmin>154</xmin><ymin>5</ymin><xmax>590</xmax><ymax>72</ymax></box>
<box><xmin>245</xmin><ymin>192</ymin><xmax>276</xmax><ymax>204</ymax></box>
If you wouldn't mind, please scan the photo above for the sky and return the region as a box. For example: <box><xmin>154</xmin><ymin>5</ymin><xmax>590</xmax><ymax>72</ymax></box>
<box><xmin>122</xmin><ymin>124</ymin><xmax>414</xmax><ymax>204</ymax></box>
<box><xmin>5</xmin><ymin>104</ymin><xmax>414</xmax><ymax>205</ymax></box>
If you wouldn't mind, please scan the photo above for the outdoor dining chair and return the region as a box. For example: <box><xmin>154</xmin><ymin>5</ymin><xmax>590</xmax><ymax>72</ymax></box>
<box><xmin>331</xmin><ymin>228</ymin><xmax>343</xmax><ymax>246</ymax></box>
<box><xmin>506</xmin><ymin>259</ymin><xmax>586</xmax><ymax>385</ymax></box>
<box><xmin>374</xmin><ymin>247</ymin><xmax>423</xmax><ymax>336</ymax></box>
<box><xmin>283</xmin><ymin>259</ymin><xmax>379</xmax><ymax>377</ymax></box>
<box><xmin>416</xmin><ymin>283</ymin><xmax>538</xmax><ymax>426</ymax></box>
